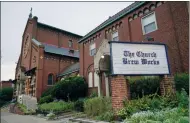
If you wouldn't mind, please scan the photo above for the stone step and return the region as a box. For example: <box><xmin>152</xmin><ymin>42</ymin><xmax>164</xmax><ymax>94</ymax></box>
<box><xmin>69</xmin><ymin>118</ymin><xmax>109</xmax><ymax>123</ymax></box>
<box><xmin>57</xmin><ymin>114</ymin><xmax>75</xmax><ymax>119</ymax></box>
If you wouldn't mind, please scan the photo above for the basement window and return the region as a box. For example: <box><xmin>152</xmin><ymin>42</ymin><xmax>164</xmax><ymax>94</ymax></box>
<box><xmin>141</xmin><ymin>12</ymin><xmax>158</xmax><ymax>35</ymax></box>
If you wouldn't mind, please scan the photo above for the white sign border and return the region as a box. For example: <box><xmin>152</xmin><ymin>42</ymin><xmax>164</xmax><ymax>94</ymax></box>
<box><xmin>109</xmin><ymin>41</ymin><xmax>171</xmax><ymax>76</ymax></box>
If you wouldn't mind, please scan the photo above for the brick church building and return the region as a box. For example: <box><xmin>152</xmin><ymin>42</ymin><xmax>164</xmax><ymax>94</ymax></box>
<box><xmin>15</xmin><ymin>2</ymin><xmax>189</xmax><ymax>106</ymax></box>
<box><xmin>78</xmin><ymin>1</ymin><xmax>189</xmax><ymax>98</ymax></box>
<box><xmin>15</xmin><ymin>13</ymin><xmax>82</xmax><ymax>99</ymax></box>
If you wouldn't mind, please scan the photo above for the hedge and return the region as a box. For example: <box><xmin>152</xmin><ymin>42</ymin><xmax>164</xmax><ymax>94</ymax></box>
<box><xmin>174</xmin><ymin>73</ymin><xmax>189</xmax><ymax>94</ymax></box>
<box><xmin>39</xmin><ymin>76</ymin><xmax>88</xmax><ymax>102</ymax></box>
<box><xmin>0</xmin><ymin>87</ymin><xmax>13</xmax><ymax>101</ymax></box>
<box><xmin>129</xmin><ymin>76</ymin><xmax>161</xmax><ymax>99</ymax></box>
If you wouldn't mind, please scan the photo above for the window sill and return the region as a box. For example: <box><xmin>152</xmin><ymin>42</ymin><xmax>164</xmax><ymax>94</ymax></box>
<box><xmin>143</xmin><ymin>29</ymin><xmax>157</xmax><ymax>35</ymax></box>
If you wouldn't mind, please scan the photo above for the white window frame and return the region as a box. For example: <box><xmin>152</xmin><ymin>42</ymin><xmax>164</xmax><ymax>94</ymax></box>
<box><xmin>68</xmin><ymin>40</ymin><xmax>73</xmax><ymax>48</ymax></box>
<box><xmin>88</xmin><ymin>72</ymin><xmax>93</xmax><ymax>87</ymax></box>
<box><xmin>94</xmin><ymin>72</ymin><xmax>99</xmax><ymax>87</ymax></box>
<box><xmin>141</xmin><ymin>12</ymin><xmax>158</xmax><ymax>35</ymax></box>
<box><xmin>89</xmin><ymin>42</ymin><xmax>96</xmax><ymax>56</ymax></box>
<box><xmin>112</xmin><ymin>31</ymin><xmax>119</xmax><ymax>41</ymax></box>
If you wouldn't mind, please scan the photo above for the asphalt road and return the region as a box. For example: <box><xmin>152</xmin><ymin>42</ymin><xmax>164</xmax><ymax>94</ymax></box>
<box><xmin>1</xmin><ymin>111</ymin><xmax>71</xmax><ymax>123</ymax></box>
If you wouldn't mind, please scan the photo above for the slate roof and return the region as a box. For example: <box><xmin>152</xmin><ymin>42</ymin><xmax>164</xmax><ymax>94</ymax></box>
<box><xmin>32</xmin><ymin>38</ymin><xmax>79</xmax><ymax>58</ymax></box>
<box><xmin>78</xmin><ymin>1</ymin><xmax>147</xmax><ymax>43</ymax></box>
<box><xmin>58</xmin><ymin>62</ymin><xmax>80</xmax><ymax>77</ymax></box>
<box><xmin>37</xmin><ymin>22</ymin><xmax>83</xmax><ymax>38</ymax></box>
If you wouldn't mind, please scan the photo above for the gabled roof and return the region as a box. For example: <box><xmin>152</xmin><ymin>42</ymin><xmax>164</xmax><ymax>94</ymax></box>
<box><xmin>32</xmin><ymin>38</ymin><xmax>79</xmax><ymax>58</ymax></box>
<box><xmin>58</xmin><ymin>62</ymin><xmax>80</xmax><ymax>77</ymax></box>
<box><xmin>37</xmin><ymin>22</ymin><xmax>83</xmax><ymax>39</ymax></box>
<box><xmin>78</xmin><ymin>1</ymin><xmax>147</xmax><ymax>43</ymax></box>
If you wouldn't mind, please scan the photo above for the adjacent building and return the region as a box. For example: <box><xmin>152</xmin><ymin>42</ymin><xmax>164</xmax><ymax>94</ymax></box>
<box><xmin>15</xmin><ymin>14</ymin><xmax>82</xmax><ymax>100</ymax></box>
<box><xmin>78</xmin><ymin>1</ymin><xmax>189</xmax><ymax>96</ymax></box>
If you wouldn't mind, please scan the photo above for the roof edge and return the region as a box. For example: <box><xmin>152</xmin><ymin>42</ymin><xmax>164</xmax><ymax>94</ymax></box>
<box><xmin>57</xmin><ymin>69</ymin><xmax>80</xmax><ymax>77</ymax></box>
<box><xmin>37</xmin><ymin>22</ymin><xmax>83</xmax><ymax>38</ymax></box>
<box><xmin>78</xmin><ymin>1</ymin><xmax>147</xmax><ymax>43</ymax></box>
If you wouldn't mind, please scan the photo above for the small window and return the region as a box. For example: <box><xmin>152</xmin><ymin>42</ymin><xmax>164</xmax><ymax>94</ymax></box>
<box><xmin>112</xmin><ymin>31</ymin><xmax>119</xmax><ymax>41</ymax></box>
<box><xmin>48</xmin><ymin>74</ymin><xmax>53</xmax><ymax>85</ymax></box>
<box><xmin>88</xmin><ymin>72</ymin><xmax>93</xmax><ymax>87</ymax></box>
<box><xmin>89</xmin><ymin>42</ymin><xmax>96</xmax><ymax>56</ymax></box>
<box><xmin>141</xmin><ymin>12</ymin><xmax>157</xmax><ymax>34</ymax></box>
<box><xmin>68</xmin><ymin>40</ymin><xmax>73</xmax><ymax>48</ymax></box>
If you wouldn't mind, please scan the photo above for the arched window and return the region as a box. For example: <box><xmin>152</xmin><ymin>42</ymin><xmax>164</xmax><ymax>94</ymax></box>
<box><xmin>68</xmin><ymin>40</ymin><xmax>73</xmax><ymax>48</ymax></box>
<box><xmin>48</xmin><ymin>74</ymin><xmax>53</xmax><ymax>85</ymax></box>
<box><xmin>88</xmin><ymin>72</ymin><xmax>93</xmax><ymax>87</ymax></box>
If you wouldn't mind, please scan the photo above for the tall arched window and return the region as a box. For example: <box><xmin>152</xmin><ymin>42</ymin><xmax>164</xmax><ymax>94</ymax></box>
<box><xmin>48</xmin><ymin>74</ymin><xmax>54</xmax><ymax>85</ymax></box>
<box><xmin>88</xmin><ymin>72</ymin><xmax>93</xmax><ymax>87</ymax></box>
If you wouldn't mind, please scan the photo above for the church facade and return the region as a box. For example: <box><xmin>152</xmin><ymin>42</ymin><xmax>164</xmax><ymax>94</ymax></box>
<box><xmin>15</xmin><ymin>14</ymin><xmax>82</xmax><ymax>99</ymax></box>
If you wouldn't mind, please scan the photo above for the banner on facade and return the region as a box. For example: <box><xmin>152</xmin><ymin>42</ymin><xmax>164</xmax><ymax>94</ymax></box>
<box><xmin>110</xmin><ymin>41</ymin><xmax>170</xmax><ymax>75</ymax></box>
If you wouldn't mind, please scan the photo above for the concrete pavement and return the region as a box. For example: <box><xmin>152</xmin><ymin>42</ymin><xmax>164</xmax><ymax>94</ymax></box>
<box><xmin>1</xmin><ymin>111</ymin><xmax>71</xmax><ymax>123</ymax></box>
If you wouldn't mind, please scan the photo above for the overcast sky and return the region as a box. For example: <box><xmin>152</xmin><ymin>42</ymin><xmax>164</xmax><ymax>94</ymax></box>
<box><xmin>1</xmin><ymin>2</ymin><xmax>133</xmax><ymax>81</ymax></box>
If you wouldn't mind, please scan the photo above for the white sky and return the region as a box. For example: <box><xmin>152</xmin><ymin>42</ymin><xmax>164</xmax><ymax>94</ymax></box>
<box><xmin>1</xmin><ymin>2</ymin><xmax>133</xmax><ymax>81</ymax></box>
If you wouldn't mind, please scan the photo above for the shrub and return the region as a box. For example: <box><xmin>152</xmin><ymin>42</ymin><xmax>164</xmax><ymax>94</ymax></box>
<box><xmin>177</xmin><ymin>116</ymin><xmax>189</xmax><ymax>123</ymax></box>
<box><xmin>41</xmin><ymin>87</ymin><xmax>54</xmax><ymax>98</ymax></box>
<box><xmin>89</xmin><ymin>91</ymin><xmax>98</xmax><ymax>98</ymax></box>
<box><xmin>124</xmin><ymin>107</ymin><xmax>189</xmax><ymax>123</ymax></box>
<box><xmin>117</xmin><ymin>93</ymin><xmax>180</xmax><ymax>120</ymax></box>
<box><xmin>174</xmin><ymin>73</ymin><xmax>189</xmax><ymax>94</ymax></box>
<box><xmin>84</xmin><ymin>97</ymin><xmax>112</xmax><ymax>116</ymax></box>
<box><xmin>39</xmin><ymin>95</ymin><xmax>54</xmax><ymax>104</ymax></box>
<box><xmin>0</xmin><ymin>87</ymin><xmax>13</xmax><ymax>101</ymax></box>
<box><xmin>74</xmin><ymin>98</ymin><xmax>86</xmax><ymax>112</ymax></box>
<box><xmin>38</xmin><ymin>101</ymin><xmax>74</xmax><ymax>113</ymax></box>
<box><xmin>129</xmin><ymin>77</ymin><xmax>161</xmax><ymax>99</ymax></box>
<box><xmin>95</xmin><ymin>111</ymin><xmax>115</xmax><ymax>122</ymax></box>
<box><xmin>176</xmin><ymin>89</ymin><xmax>189</xmax><ymax>109</ymax></box>
<box><xmin>51</xmin><ymin>76</ymin><xmax>88</xmax><ymax>101</ymax></box>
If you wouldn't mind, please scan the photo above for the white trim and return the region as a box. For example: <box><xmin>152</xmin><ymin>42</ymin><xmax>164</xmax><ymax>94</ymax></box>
<box><xmin>141</xmin><ymin>12</ymin><xmax>158</xmax><ymax>35</ymax></box>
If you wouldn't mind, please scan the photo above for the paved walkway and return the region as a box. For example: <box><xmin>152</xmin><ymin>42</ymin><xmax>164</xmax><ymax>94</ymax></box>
<box><xmin>1</xmin><ymin>111</ymin><xmax>71</xmax><ymax>123</ymax></box>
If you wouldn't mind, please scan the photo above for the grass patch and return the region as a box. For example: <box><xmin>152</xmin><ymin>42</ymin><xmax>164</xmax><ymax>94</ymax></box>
<box><xmin>38</xmin><ymin>101</ymin><xmax>74</xmax><ymax>114</ymax></box>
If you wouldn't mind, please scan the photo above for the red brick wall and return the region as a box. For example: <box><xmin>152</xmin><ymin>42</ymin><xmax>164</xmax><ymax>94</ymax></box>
<box><xmin>1</xmin><ymin>81</ymin><xmax>12</xmax><ymax>88</ymax></box>
<box><xmin>36</xmin><ymin>26</ymin><xmax>80</xmax><ymax>50</ymax></box>
<box><xmin>20</xmin><ymin>19</ymin><xmax>34</xmax><ymax>71</ymax></box>
<box><xmin>41</xmin><ymin>54</ymin><xmax>78</xmax><ymax>96</ymax></box>
<box><xmin>30</xmin><ymin>43</ymin><xmax>39</xmax><ymax>69</ymax></box>
<box><xmin>37</xmin><ymin>27</ymin><xmax>59</xmax><ymax>46</ymax></box>
<box><xmin>111</xmin><ymin>75</ymin><xmax>130</xmax><ymax>110</ymax></box>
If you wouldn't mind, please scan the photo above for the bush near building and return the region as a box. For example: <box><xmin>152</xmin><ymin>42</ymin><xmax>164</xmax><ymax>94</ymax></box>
<box><xmin>117</xmin><ymin>89</ymin><xmax>189</xmax><ymax>122</ymax></box>
<box><xmin>40</xmin><ymin>76</ymin><xmax>88</xmax><ymax>103</ymax></box>
<box><xmin>0</xmin><ymin>87</ymin><xmax>13</xmax><ymax>107</ymax></box>
<box><xmin>174</xmin><ymin>73</ymin><xmax>189</xmax><ymax>94</ymax></box>
<box><xmin>129</xmin><ymin>76</ymin><xmax>161</xmax><ymax>99</ymax></box>
<box><xmin>84</xmin><ymin>97</ymin><xmax>114</xmax><ymax>122</ymax></box>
